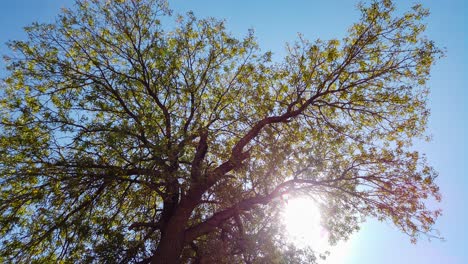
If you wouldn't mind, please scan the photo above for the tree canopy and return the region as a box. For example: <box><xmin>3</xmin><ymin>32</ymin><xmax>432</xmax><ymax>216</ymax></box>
<box><xmin>0</xmin><ymin>0</ymin><xmax>442</xmax><ymax>263</ymax></box>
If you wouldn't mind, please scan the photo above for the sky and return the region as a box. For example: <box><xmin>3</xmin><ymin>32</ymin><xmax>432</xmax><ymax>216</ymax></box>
<box><xmin>0</xmin><ymin>0</ymin><xmax>467</xmax><ymax>263</ymax></box>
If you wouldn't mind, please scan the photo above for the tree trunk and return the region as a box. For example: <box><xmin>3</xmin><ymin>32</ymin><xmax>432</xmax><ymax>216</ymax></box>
<box><xmin>151</xmin><ymin>223</ymin><xmax>186</xmax><ymax>263</ymax></box>
<box><xmin>151</xmin><ymin>206</ymin><xmax>190</xmax><ymax>264</ymax></box>
<box><xmin>151</xmin><ymin>187</ymin><xmax>206</xmax><ymax>264</ymax></box>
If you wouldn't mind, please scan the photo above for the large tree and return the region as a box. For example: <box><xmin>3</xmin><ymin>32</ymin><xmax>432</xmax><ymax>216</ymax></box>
<box><xmin>0</xmin><ymin>0</ymin><xmax>442</xmax><ymax>263</ymax></box>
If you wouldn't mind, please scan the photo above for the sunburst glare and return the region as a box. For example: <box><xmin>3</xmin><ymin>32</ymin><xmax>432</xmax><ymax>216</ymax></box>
<box><xmin>282</xmin><ymin>197</ymin><xmax>351</xmax><ymax>263</ymax></box>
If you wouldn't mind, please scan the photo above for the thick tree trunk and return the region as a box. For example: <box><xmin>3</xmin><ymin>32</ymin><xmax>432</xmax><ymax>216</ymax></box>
<box><xmin>151</xmin><ymin>205</ymin><xmax>192</xmax><ymax>264</ymax></box>
<box><xmin>151</xmin><ymin>218</ymin><xmax>186</xmax><ymax>264</ymax></box>
<box><xmin>151</xmin><ymin>186</ymin><xmax>206</xmax><ymax>264</ymax></box>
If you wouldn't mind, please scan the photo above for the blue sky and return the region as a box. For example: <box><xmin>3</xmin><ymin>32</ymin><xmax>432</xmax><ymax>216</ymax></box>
<box><xmin>1</xmin><ymin>0</ymin><xmax>467</xmax><ymax>263</ymax></box>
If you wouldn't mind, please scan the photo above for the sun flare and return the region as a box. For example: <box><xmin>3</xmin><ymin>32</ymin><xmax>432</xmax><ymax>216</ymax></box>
<box><xmin>282</xmin><ymin>197</ymin><xmax>350</xmax><ymax>263</ymax></box>
<box><xmin>282</xmin><ymin>197</ymin><xmax>327</xmax><ymax>249</ymax></box>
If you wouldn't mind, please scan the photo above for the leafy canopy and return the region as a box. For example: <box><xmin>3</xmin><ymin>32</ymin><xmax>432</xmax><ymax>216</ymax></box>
<box><xmin>0</xmin><ymin>0</ymin><xmax>442</xmax><ymax>263</ymax></box>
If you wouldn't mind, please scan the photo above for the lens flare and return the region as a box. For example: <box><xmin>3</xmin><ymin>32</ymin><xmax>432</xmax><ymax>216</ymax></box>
<box><xmin>283</xmin><ymin>197</ymin><xmax>327</xmax><ymax>249</ymax></box>
<box><xmin>282</xmin><ymin>197</ymin><xmax>350</xmax><ymax>263</ymax></box>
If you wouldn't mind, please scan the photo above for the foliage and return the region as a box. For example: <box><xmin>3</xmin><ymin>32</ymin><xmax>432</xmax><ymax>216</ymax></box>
<box><xmin>0</xmin><ymin>0</ymin><xmax>442</xmax><ymax>263</ymax></box>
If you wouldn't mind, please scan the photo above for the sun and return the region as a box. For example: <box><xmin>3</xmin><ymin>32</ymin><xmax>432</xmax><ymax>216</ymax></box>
<box><xmin>282</xmin><ymin>197</ymin><xmax>351</xmax><ymax>263</ymax></box>
<box><xmin>282</xmin><ymin>197</ymin><xmax>327</xmax><ymax>249</ymax></box>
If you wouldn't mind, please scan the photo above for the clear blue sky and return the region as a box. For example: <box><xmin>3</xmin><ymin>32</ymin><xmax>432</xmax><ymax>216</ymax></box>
<box><xmin>1</xmin><ymin>0</ymin><xmax>467</xmax><ymax>263</ymax></box>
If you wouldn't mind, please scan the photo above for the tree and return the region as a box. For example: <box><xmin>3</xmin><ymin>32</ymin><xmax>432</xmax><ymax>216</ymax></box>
<box><xmin>0</xmin><ymin>0</ymin><xmax>442</xmax><ymax>263</ymax></box>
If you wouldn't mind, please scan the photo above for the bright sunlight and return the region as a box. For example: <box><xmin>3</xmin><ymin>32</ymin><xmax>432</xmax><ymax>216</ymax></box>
<box><xmin>282</xmin><ymin>197</ymin><xmax>351</xmax><ymax>263</ymax></box>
